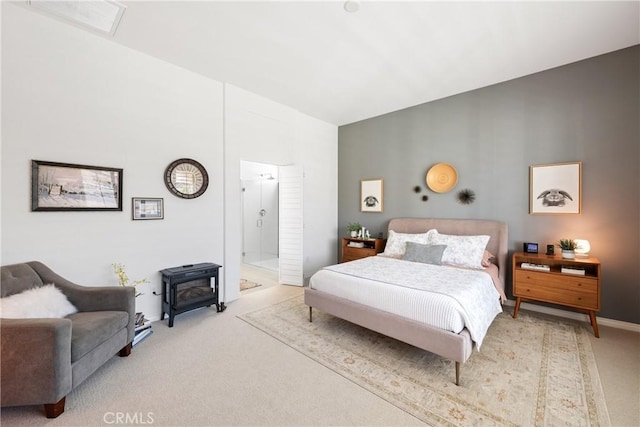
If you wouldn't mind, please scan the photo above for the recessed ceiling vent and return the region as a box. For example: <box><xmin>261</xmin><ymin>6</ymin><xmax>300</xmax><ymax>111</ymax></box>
<box><xmin>27</xmin><ymin>0</ymin><xmax>126</xmax><ymax>36</ymax></box>
<box><xmin>344</xmin><ymin>1</ymin><xmax>360</xmax><ymax>13</ymax></box>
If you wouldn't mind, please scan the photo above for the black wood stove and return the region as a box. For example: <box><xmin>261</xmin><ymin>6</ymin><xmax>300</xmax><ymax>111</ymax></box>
<box><xmin>159</xmin><ymin>262</ymin><xmax>225</xmax><ymax>327</ymax></box>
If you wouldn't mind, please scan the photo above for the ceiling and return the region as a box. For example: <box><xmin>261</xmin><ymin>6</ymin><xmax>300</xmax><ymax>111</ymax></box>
<box><xmin>79</xmin><ymin>1</ymin><xmax>640</xmax><ymax>125</ymax></box>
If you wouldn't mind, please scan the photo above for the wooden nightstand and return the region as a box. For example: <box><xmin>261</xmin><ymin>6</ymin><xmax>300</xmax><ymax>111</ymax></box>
<box><xmin>512</xmin><ymin>252</ymin><xmax>601</xmax><ymax>337</ymax></box>
<box><xmin>341</xmin><ymin>237</ymin><xmax>386</xmax><ymax>263</ymax></box>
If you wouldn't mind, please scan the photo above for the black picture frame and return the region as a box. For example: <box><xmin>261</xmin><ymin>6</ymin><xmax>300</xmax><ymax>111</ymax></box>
<box><xmin>31</xmin><ymin>160</ymin><xmax>123</xmax><ymax>211</ymax></box>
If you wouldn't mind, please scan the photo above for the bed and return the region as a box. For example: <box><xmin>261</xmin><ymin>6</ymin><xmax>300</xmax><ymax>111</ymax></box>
<box><xmin>304</xmin><ymin>217</ymin><xmax>508</xmax><ymax>385</ymax></box>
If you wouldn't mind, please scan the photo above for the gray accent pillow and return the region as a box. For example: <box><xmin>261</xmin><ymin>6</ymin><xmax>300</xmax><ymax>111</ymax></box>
<box><xmin>402</xmin><ymin>243</ymin><xmax>447</xmax><ymax>265</ymax></box>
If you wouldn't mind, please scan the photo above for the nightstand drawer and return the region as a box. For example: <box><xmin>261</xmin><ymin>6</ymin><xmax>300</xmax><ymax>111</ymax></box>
<box><xmin>512</xmin><ymin>252</ymin><xmax>601</xmax><ymax>337</ymax></box>
<box><xmin>343</xmin><ymin>246</ymin><xmax>376</xmax><ymax>259</ymax></box>
<box><xmin>342</xmin><ymin>254</ymin><xmax>365</xmax><ymax>262</ymax></box>
<box><xmin>341</xmin><ymin>237</ymin><xmax>386</xmax><ymax>263</ymax></box>
<box><xmin>514</xmin><ymin>281</ymin><xmax>598</xmax><ymax>309</ymax></box>
<box><xmin>514</xmin><ymin>270</ymin><xmax>597</xmax><ymax>293</ymax></box>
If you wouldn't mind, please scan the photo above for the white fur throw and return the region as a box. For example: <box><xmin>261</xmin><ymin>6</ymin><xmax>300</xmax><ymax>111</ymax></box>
<box><xmin>0</xmin><ymin>284</ymin><xmax>78</xmax><ymax>319</ymax></box>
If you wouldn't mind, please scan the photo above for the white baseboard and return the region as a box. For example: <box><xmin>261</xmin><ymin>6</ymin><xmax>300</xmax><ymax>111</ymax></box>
<box><xmin>503</xmin><ymin>299</ymin><xmax>640</xmax><ymax>333</ymax></box>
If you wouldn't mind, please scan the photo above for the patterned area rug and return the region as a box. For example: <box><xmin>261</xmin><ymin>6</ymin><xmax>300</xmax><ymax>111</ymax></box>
<box><xmin>240</xmin><ymin>279</ymin><xmax>262</xmax><ymax>291</ymax></box>
<box><xmin>239</xmin><ymin>295</ymin><xmax>610</xmax><ymax>426</ymax></box>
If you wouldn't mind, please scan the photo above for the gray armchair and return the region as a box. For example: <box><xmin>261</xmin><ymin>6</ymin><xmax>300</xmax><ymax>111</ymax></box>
<box><xmin>1</xmin><ymin>261</ymin><xmax>135</xmax><ymax>418</ymax></box>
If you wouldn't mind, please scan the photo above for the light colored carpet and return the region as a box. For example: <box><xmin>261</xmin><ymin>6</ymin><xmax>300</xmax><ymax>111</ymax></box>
<box><xmin>3</xmin><ymin>285</ymin><xmax>634</xmax><ymax>426</ymax></box>
<box><xmin>240</xmin><ymin>279</ymin><xmax>261</xmax><ymax>291</ymax></box>
<box><xmin>240</xmin><ymin>295</ymin><xmax>611</xmax><ymax>426</ymax></box>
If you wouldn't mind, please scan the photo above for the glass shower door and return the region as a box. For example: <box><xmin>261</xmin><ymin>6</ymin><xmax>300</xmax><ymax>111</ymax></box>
<box><xmin>242</xmin><ymin>174</ymin><xmax>279</xmax><ymax>271</ymax></box>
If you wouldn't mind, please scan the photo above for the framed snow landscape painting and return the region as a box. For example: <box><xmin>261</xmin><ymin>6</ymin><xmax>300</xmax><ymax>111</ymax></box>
<box><xmin>31</xmin><ymin>160</ymin><xmax>123</xmax><ymax>211</ymax></box>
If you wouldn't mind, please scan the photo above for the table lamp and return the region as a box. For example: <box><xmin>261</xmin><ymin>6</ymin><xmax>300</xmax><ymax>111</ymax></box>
<box><xmin>574</xmin><ymin>239</ymin><xmax>591</xmax><ymax>258</ymax></box>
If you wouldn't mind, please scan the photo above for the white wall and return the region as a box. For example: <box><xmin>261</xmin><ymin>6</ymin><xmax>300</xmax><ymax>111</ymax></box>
<box><xmin>223</xmin><ymin>84</ymin><xmax>338</xmax><ymax>301</ymax></box>
<box><xmin>1</xmin><ymin>3</ymin><xmax>337</xmax><ymax>319</ymax></box>
<box><xmin>1</xmin><ymin>3</ymin><xmax>225</xmax><ymax>319</ymax></box>
<box><xmin>296</xmin><ymin>113</ymin><xmax>340</xmax><ymax>278</ymax></box>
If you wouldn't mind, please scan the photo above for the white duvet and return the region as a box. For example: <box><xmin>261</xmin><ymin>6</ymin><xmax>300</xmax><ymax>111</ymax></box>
<box><xmin>309</xmin><ymin>256</ymin><xmax>502</xmax><ymax>349</ymax></box>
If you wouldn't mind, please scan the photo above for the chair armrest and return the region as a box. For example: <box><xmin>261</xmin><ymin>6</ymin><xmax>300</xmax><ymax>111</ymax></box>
<box><xmin>27</xmin><ymin>261</ymin><xmax>136</xmax><ymax>345</ymax></box>
<box><xmin>62</xmin><ymin>285</ymin><xmax>135</xmax><ymax>314</ymax></box>
<box><xmin>0</xmin><ymin>318</ymin><xmax>72</xmax><ymax>406</ymax></box>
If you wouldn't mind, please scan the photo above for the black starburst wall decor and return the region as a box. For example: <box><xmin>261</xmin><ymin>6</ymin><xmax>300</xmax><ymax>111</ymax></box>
<box><xmin>413</xmin><ymin>184</ymin><xmax>428</xmax><ymax>202</ymax></box>
<box><xmin>457</xmin><ymin>189</ymin><xmax>476</xmax><ymax>205</ymax></box>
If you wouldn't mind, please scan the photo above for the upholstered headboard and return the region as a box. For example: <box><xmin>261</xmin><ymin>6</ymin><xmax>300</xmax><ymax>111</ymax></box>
<box><xmin>387</xmin><ymin>217</ymin><xmax>509</xmax><ymax>289</ymax></box>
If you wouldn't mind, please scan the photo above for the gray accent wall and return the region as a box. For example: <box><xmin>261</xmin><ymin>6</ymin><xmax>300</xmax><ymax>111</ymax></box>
<box><xmin>338</xmin><ymin>46</ymin><xmax>639</xmax><ymax>324</ymax></box>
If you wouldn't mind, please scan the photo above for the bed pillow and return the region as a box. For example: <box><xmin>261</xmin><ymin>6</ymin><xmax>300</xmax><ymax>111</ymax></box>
<box><xmin>429</xmin><ymin>231</ymin><xmax>490</xmax><ymax>269</ymax></box>
<box><xmin>381</xmin><ymin>229</ymin><xmax>435</xmax><ymax>258</ymax></box>
<box><xmin>0</xmin><ymin>284</ymin><xmax>78</xmax><ymax>319</ymax></box>
<box><xmin>482</xmin><ymin>250</ymin><xmax>496</xmax><ymax>267</ymax></box>
<box><xmin>402</xmin><ymin>243</ymin><xmax>447</xmax><ymax>265</ymax></box>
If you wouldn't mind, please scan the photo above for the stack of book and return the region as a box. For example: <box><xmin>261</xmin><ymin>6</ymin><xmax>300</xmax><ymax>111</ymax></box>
<box><xmin>133</xmin><ymin>312</ymin><xmax>153</xmax><ymax>346</ymax></box>
<box><xmin>561</xmin><ymin>266</ymin><xmax>586</xmax><ymax>275</ymax></box>
<box><xmin>520</xmin><ymin>263</ymin><xmax>550</xmax><ymax>272</ymax></box>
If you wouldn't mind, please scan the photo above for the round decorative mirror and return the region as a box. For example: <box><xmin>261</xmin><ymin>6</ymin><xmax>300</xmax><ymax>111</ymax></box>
<box><xmin>164</xmin><ymin>158</ymin><xmax>209</xmax><ymax>199</ymax></box>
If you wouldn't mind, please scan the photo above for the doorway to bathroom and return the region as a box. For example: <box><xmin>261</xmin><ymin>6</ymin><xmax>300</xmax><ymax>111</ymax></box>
<box><xmin>240</xmin><ymin>161</ymin><xmax>279</xmax><ymax>277</ymax></box>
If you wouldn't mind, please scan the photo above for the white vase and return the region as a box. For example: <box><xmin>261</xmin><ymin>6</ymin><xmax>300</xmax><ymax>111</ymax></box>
<box><xmin>350</xmin><ymin>231</ymin><xmax>358</xmax><ymax>238</ymax></box>
<box><xmin>562</xmin><ymin>249</ymin><xmax>575</xmax><ymax>259</ymax></box>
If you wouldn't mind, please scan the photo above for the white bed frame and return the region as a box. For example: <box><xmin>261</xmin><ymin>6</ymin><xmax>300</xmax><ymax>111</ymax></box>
<box><xmin>304</xmin><ymin>217</ymin><xmax>508</xmax><ymax>385</ymax></box>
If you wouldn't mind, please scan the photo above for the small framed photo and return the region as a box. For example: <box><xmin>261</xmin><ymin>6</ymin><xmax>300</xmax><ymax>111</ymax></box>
<box><xmin>530</xmin><ymin>162</ymin><xmax>581</xmax><ymax>214</ymax></box>
<box><xmin>361</xmin><ymin>179</ymin><xmax>383</xmax><ymax>213</ymax></box>
<box><xmin>132</xmin><ymin>197</ymin><xmax>164</xmax><ymax>220</ymax></box>
<box><xmin>31</xmin><ymin>160</ymin><xmax>122</xmax><ymax>211</ymax></box>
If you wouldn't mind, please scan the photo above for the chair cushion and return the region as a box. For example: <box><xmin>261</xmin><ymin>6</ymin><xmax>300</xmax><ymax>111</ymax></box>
<box><xmin>0</xmin><ymin>263</ymin><xmax>44</xmax><ymax>298</ymax></box>
<box><xmin>67</xmin><ymin>311</ymin><xmax>129</xmax><ymax>362</ymax></box>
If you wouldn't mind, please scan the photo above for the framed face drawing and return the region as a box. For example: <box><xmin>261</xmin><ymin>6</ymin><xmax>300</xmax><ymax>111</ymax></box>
<box><xmin>530</xmin><ymin>162</ymin><xmax>581</xmax><ymax>215</ymax></box>
<box><xmin>361</xmin><ymin>179</ymin><xmax>383</xmax><ymax>213</ymax></box>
